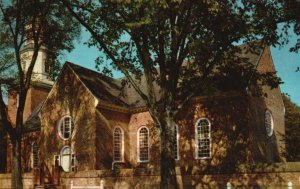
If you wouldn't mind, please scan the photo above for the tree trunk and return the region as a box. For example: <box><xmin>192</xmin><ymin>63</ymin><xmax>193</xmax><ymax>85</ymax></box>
<box><xmin>11</xmin><ymin>137</ymin><xmax>23</xmax><ymax>189</ymax></box>
<box><xmin>160</xmin><ymin>117</ymin><xmax>178</xmax><ymax>189</ymax></box>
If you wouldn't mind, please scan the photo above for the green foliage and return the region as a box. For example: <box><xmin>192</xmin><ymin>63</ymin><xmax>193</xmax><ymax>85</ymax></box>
<box><xmin>282</xmin><ymin>0</ymin><xmax>300</xmax><ymax>52</ymax></box>
<box><xmin>0</xmin><ymin>1</ymin><xmax>80</xmax><ymax>188</ymax></box>
<box><xmin>282</xmin><ymin>94</ymin><xmax>300</xmax><ymax>161</ymax></box>
<box><xmin>0</xmin><ymin>0</ymin><xmax>80</xmax><ymax>82</ymax></box>
<box><xmin>0</xmin><ymin>24</ymin><xmax>16</xmax><ymax>85</ymax></box>
<box><xmin>63</xmin><ymin>1</ymin><xmax>286</xmax><ymax>188</ymax></box>
<box><xmin>65</xmin><ymin>0</ymin><xmax>283</xmax><ymax>110</ymax></box>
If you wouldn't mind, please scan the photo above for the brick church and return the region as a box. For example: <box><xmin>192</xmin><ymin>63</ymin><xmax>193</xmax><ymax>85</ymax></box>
<box><xmin>0</xmin><ymin>40</ymin><xmax>286</xmax><ymax>188</ymax></box>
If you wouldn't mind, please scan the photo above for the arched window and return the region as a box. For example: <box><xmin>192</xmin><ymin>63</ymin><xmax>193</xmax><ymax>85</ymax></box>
<box><xmin>138</xmin><ymin>126</ymin><xmax>149</xmax><ymax>162</ymax></box>
<box><xmin>30</xmin><ymin>142</ymin><xmax>38</xmax><ymax>168</ymax></box>
<box><xmin>195</xmin><ymin>118</ymin><xmax>211</xmax><ymax>159</ymax></box>
<box><xmin>265</xmin><ymin>110</ymin><xmax>274</xmax><ymax>137</ymax></box>
<box><xmin>58</xmin><ymin>116</ymin><xmax>74</xmax><ymax>140</ymax></box>
<box><xmin>174</xmin><ymin>125</ymin><xmax>179</xmax><ymax>160</ymax></box>
<box><xmin>60</xmin><ymin>146</ymin><xmax>72</xmax><ymax>172</ymax></box>
<box><xmin>113</xmin><ymin>127</ymin><xmax>124</xmax><ymax>162</ymax></box>
<box><xmin>55</xmin><ymin>148</ymin><xmax>76</xmax><ymax>172</ymax></box>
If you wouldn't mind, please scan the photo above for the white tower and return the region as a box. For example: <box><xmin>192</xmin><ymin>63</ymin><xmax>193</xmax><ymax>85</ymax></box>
<box><xmin>8</xmin><ymin>42</ymin><xmax>55</xmax><ymax>122</ymax></box>
<box><xmin>20</xmin><ymin>43</ymin><xmax>54</xmax><ymax>86</ymax></box>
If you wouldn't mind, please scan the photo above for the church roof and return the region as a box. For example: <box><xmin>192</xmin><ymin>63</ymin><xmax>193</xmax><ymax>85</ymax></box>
<box><xmin>23</xmin><ymin>102</ymin><xmax>43</xmax><ymax>133</ymax></box>
<box><xmin>66</xmin><ymin>41</ymin><xmax>265</xmax><ymax>109</ymax></box>
<box><xmin>23</xmin><ymin>41</ymin><xmax>267</xmax><ymax>131</ymax></box>
<box><xmin>66</xmin><ymin>62</ymin><xmax>129</xmax><ymax>108</ymax></box>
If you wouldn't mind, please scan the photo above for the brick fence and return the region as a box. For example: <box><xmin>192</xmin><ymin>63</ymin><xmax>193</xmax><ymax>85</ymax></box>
<box><xmin>1</xmin><ymin>162</ymin><xmax>300</xmax><ymax>189</ymax></box>
<box><xmin>0</xmin><ymin>173</ymin><xmax>33</xmax><ymax>189</ymax></box>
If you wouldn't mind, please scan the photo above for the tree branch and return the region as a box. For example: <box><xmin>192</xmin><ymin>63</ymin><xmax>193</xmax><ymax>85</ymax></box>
<box><xmin>61</xmin><ymin>0</ymin><xmax>150</xmax><ymax>107</ymax></box>
<box><xmin>0</xmin><ymin>85</ymin><xmax>14</xmax><ymax>138</ymax></box>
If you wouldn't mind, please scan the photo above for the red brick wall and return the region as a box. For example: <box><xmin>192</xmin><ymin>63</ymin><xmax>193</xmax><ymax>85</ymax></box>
<box><xmin>6</xmin><ymin>84</ymin><xmax>50</xmax><ymax>173</ymax></box>
<box><xmin>106</xmin><ymin>93</ymin><xmax>252</xmax><ymax>172</ymax></box>
<box><xmin>0</xmin><ymin>173</ymin><xmax>34</xmax><ymax>189</ymax></box>
<box><xmin>24</xmin><ymin>86</ymin><xmax>50</xmax><ymax>121</ymax></box>
<box><xmin>248</xmin><ymin>46</ymin><xmax>285</xmax><ymax>162</ymax></box>
<box><xmin>7</xmin><ymin>85</ymin><xmax>50</xmax><ymax>125</ymax></box>
<box><xmin>176</xmin><ymin>93</ymin><xmax>252</xmax><ymax>170</ymax></box>
<box><xmin>95</xmin><ymin>108</ymin><xmax>131</xmax><ymax>170</ymax></box>
<box><xmin>40</xmin><ymin>67</ymin><xmax>97</xmax><ymax>172</ymax></box>
<box><xmin>259</xmin><ymin>47</ymin><xmax>285</xmax><ymax>160</ymax></box>
<box><xmin>55</xmin><ymin>163</ymin><xmax>300</xmax><ymax>189</ymax></box>
<box><xmin>6</xmin><ymin>131</ymin><xmax>40</xmax><ymax>173</ymax></box>
<box><xmin>62</xmin><ymin>91</ymin><xmax>278</xmax><ymax>173</ymax></box>
<box><xmin>1</xmin><ymin>169</ymin><xmax>299</xmax><ymax>189</ymax></box>
<box><xmin>7</xmin><ymin>90</ymin><xmax>18</xmax><ymax>125</ymax></box>
<box><xmin>128</xmin><ymin>111</ymin><xmax>159</xmax><ymax>168</ymax></box>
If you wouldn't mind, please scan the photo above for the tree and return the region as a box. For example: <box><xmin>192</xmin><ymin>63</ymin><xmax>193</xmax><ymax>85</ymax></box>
<box><xmin>0</xmin><ymin>1</ymin><xmax>79</xmax><ymax>188</ymax></box>
<box><xmin>282</xmin><ymin>0</ymin><xmax>300</xmax><ymax>52</ymax></box>
<box><xmin>0</xmin><ymin>37</ymin><xmax>15</xmax><ymax>174</ymax></box>
<box><xmin>281</xmin><ymin>0</ymin><xmax>300</xmax><ymax>73</ymax></box>
<box><xmin>282</xmin><ymin>94</ymin><xmax>300</xmax><ymax>161</ymax></box>
<box><xmin>61</xmin><ymin>1</ymin><xmax>283</xmax><ymax>188</ymax></box>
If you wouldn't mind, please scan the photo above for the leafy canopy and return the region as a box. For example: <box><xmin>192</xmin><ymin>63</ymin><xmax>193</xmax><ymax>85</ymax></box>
<box><xmin>64</xmin><ymin>0</ymin><xmax>283</xmax><ymax>116</ymax></box>
<box><xmin>283</xmin><ymin>94</ymin><xmax>300</xmax><ymax>161</ymax></box>
<box><xmin>0</xmin><ymin>0</ymin><xmax>80</xmax><ymax>85</ymax></box>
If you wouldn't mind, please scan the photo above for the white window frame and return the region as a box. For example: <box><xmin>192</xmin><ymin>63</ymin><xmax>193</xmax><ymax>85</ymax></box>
<box><xmin>60</xmin><ymin>145</ymin><xmax>72</xmax><ymax>172</ymax></box>
<box><xmin>30</xmin><ymin>142</ymin><xmax>38</xmax><ymax>168</ymax></box>
<box><xmin>137</xmin><ymin>126</ymin><xmax>150</xmax><ymax>163</ymax></box>
<box><xmin>58</xmin><ymin>115</ymin><xmax>74</xmax><ymax>140</ymax></box>
<box><xmin>113</xmin><ymin>127</ymin><xmax>125</xmax><ymax>162</ymax></box>
<box><xmin>174</xmin><ymin>124</ymin><xmax>179</xmax><ymax>160</ymax></box>
<box><xmin>265</xmin><ymin>110</ymin><xmax>274</xmax><ymax>137</ymax></box>
<box><xmin>195</xmin><ymin>118</ymin><xmax>211</xmax><ymax>159</ymax></box>
<box><xmin>71</xmin><ymin>153</ymin><xmax>77</xmax><ymax>172</ymax></box>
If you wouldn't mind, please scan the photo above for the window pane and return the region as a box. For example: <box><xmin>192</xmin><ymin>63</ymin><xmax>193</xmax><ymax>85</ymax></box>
<box><xmin>139</xmin><ymin>127</ymin><xmax>149</xmax><ymax>161</ymax></box>
<box><xmin>62</xmin><ymin>147</ymin><xmax>71</xmax><ymax>155</ymax></box>
<box><xmin>265</xmin><ymin>110</ymin><xmax>274</xmax><ymax>137</ymax></box>
<box><xmin>196</xmin><ymin>118</ymin><xmax>211</xmax><ymax>158</ymax></box>
<box><xmin>174</xmin><ymin>125</ymin><xmax>179</xmax><ymax>160</ymax></box>
<box><xmin>32</xmin><ymin>143</ymin><xmax>38</xmax><ymax>167</ymax></box>
<box><xmin>59</xmin><ymin>116</ymin><xmax>74</xmax><ymax>140</ymax></box>
<box><xmin>60</xmin><ymin>146</ymin><xmax>71</xmax><ymax>172</ymax></box>
<box><xmin>114</xmin><ymin>128</ymin><xmax>123</xmax><ymax>162</ymax></box>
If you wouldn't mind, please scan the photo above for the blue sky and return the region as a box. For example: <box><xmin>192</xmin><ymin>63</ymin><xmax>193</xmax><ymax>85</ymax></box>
<box><xmin>271</xmin><ymin>34</ymin><xmax>300</xmax><ymax>106</ymax></box>
<box><xmin>63</xmin><ymin>32</ymin><xmax>300</xmax><ymax>106</ymax></box>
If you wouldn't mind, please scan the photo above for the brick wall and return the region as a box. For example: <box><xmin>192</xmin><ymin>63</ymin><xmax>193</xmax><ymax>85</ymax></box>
<box><xmin>40</xmin><ymin>68</ymin><xmax>98</xmax><ymax>172</ymax></box>
<box><xmin>247</xmin><ymin>46</ymin><xmax>286</xmax><ymax>163</ymax></box>
<box><xmin>1</xmin><ymin>167</ymin><xmax>299</xmax><ymax>189</ymax></box>
<box><xmin>0</xmin><ymin>173</ymin><xmax>33</xmax><ymax>189</ymax></box>
<box><xmin>6</xmin><ymin>131</ymin><xmax>40</xmax><ymax>173</ymax></box>
<box><xmin>57</xmin><ymin>162</ymin><xmax>300</xmax><ymax>189</ymax></box>
<box><xmin>8</xmin><ymin>85</ymin><xmax>50</xmax><ymax>125</ymax></box>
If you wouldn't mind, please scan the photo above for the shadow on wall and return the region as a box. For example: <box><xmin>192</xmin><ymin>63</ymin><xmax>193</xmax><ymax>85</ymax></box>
<box><xmin>175</xmin><ymin>94</ymin><xmax>284</xmax><ymax>188</ymax></box>
<box><xmin>40</xmin><ymin>69</ymin><xmax>98</xmax><ymax>172</ymax></box>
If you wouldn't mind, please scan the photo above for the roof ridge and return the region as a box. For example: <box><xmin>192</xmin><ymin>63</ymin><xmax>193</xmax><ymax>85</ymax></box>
<box><xmin>66</xmin><ymin>61</ymin><xmax>129</xmax><ymax>108</ymax></box>
<box><xmin>65</xmin><ymin>61</ymin><xmax>121</xmax><ymax>82</ymax></box>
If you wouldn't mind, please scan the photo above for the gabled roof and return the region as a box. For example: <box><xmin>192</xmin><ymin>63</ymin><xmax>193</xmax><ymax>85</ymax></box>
<box><xmin>23</xmin><ymin>41</ymin><xmax>268</xmax><ymax>132</ymax></box>
<box><xmin>23</xmin><ymin>102</ymin><xmax>43</xmax><ymax>133</ymax></box>
<box><xmin>66</xmin><ymin>42</ymin><xmax>265</xmax><ymax>109</ymax></box>
<box><xmin>66</xmin><ymin>62</ymin><xmax>129</xmax><ymax>108</ymax></box>
<box><xmin>237</xmin><ymin>41</ymin><xmax>264</xmax><ymax>65</ymax></box>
